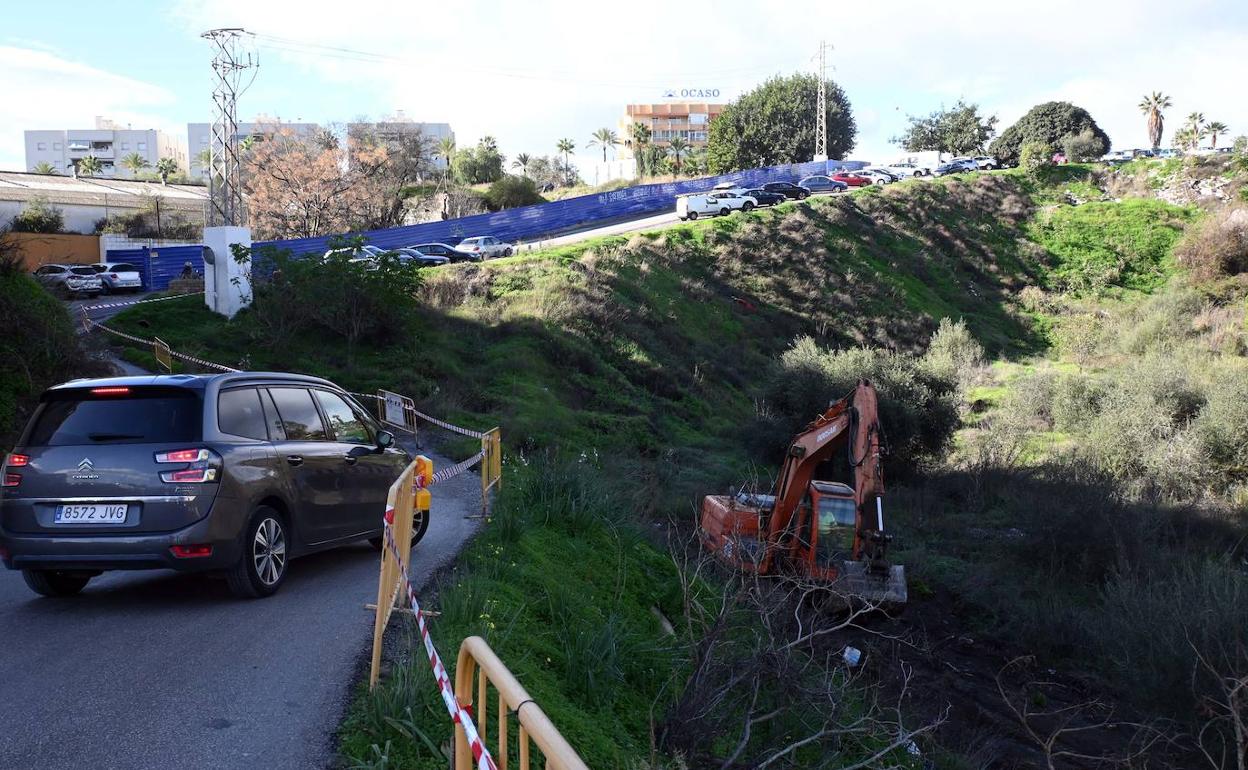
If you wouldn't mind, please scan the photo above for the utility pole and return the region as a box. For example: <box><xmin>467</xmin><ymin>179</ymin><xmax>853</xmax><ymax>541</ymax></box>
<box><xmin>813</xmin><ymin>40</ymin><xmax>828</xmax><ymax>162</ymax></box>
<box><xmin>202</xmin><ymin>28</ymin><xmax>257</xmax><ymax>227</ymax></box>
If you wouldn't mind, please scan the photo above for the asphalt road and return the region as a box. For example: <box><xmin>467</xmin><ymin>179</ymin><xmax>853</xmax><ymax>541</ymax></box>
<box><xmin>0</xmin><ymin>437</ymin><xmax>482</xmax><ymax>770</ymax></box>
<box><xmin>70</xmin><ymin>291</ymin><xmax>159</xmax><ymax>334</ymax></box>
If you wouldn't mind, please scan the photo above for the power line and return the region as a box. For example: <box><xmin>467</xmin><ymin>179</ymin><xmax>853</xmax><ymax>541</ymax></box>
<box><xmin>202</xmin><ymin>28</ymin><xmax>258</xmax><ymax>227</ymax></box>
<box><xmin>813</xmin><ymin>41</ymin><xmax>828</xmax><ymax>162</ymax></box>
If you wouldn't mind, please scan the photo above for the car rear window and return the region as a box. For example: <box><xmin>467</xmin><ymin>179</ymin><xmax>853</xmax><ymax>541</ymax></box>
<box><xmin>108</xmin><ymin>263</ymin><xmax>137</xmax><ymax>272</ymax></box>
<box><xmin>218</xmin><ymin>388</ymin><xmax>268</xmax><ymax>440</ymax></box>
<box><xmin>26</xmin><ymin>387</ymin><xmax>202</xmax><ymax>446</ymax></box>
<box><xmin>70</xmin><ymin>267</ymin><xmax>97</xmax><ymax>276</ymax></box>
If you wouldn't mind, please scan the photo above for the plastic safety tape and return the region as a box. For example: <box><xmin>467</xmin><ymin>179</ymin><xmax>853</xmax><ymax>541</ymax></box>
<box><xmin>431</xmin><ymin>451</ymin><xmax>485</xmax><ymax>485</ymax></box>
<box><xmin>381</xmin><ymin>516</ymin><xmax>498</xmax><ymax>770</ymax></box>
<box><xmin>79</xmin><ymin>291</ymin><xmax>204</xmax><ymax>313</ymax></box>
<box><xmin>83</xmin><ymin>314</ymin><xmax>239</xmax><ymax>373</ymax></box>
<box><xmin>346</xmin><ymin>392</ymin><xmax>486</xmax><ymax>440</ymax></box>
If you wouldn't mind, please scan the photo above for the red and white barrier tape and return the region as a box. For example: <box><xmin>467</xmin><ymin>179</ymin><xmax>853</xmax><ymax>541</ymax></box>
<box><xmin>382</xmin><ymin>509</ymin><xmax>497</xmax><ymax>770</ymax></box>
<box><xmin>80</xmin><ymin>291</ymin><xmax>204</xmax><ymax>312</ymax></box>
<box><xmin>346</xmin><ymin>392</ymin><xmax>487</xmax><ymax>440</ymax></box>
<box><xmin>82</xmin><ymin>313</ymin><xmax>239</xmax><ymax>372</ymax></box>
<box><xmin>432</xmin><ymin>451</ymin><xmax>485</xmax><ymax>484</ymax></box>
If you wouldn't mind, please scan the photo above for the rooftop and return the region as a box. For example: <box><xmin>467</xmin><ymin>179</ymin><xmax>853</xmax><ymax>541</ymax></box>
<box><xmin>0</xmin><ymin>171</ymin><xmax>209</xmax><ymax>208</ymax></box>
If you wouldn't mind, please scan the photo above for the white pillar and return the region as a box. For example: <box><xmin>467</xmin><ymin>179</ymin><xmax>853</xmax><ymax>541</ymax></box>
<box><xmin>202</xmin><ymin>225</ymin><xmax>252</xmax><ymax>318</ymax></box>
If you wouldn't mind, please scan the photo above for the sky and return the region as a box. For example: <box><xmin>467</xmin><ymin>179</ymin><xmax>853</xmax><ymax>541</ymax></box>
<box><xmin>3</xmin><ymin>0</ymin><xmax>1247</xmax><ymax>171</ymax></box>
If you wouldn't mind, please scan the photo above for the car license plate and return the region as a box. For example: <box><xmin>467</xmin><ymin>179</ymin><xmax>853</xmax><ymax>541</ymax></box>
<box><xmin>54</xmin><ymin>504</ymin><xmax>128</xmax><ymax>524</ymax></box>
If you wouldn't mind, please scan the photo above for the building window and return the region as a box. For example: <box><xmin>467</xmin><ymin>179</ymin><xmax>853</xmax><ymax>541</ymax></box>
<box><xmin>137</xmin><ymin>142</ymin><xmax>146</xmax><ymax>151</ymax></box>
<box><xmin>689</xmin><ymin>113</ymin><xmax>708</xmax><ymax>125</ymax></box>
<box><xmin>37</xmin><ymin>142</ymin><xmax>47</xmax><ymax>150</ymax></box>
<box><xmin>53</xmin><ymin>142</ymin><xmax>62</xmax><ymax>150</ymax></box>
<box><xmin>120</xmin><ymin>142</ymin><xmax>129</xmax><ymax>150</ymax></box>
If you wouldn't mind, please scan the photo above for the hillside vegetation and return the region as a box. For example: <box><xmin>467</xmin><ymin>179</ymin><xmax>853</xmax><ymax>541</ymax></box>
<box><xmin>108</xmin><ymin>160</ymin><xmax>1248</xmax><ymax>768</ymax></box>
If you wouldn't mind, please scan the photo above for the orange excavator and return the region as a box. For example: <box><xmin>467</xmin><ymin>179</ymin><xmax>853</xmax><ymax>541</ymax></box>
<box><xmin>699</xmin><ymin>379</ymin><xmax>907</xmax><ymax>605</ymax></box>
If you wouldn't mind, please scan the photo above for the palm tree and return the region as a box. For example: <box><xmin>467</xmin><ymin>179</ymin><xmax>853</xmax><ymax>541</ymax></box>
<box><xmin>480</xmin><ymin>136</ymin><xmax>499</xmax><ymax>153</ymax></box>
<box><xmin>512</xmin><ymin>153</ymin><xmax>532</xmax><ymax>177</ymax></box>
<box><xmin>156</xmin><ymin>157</ymin><xmax>179</xmax><ymax>185</ymax></box>
<box><xmin>556</xmin><ymin>138</ymin><xmax>575</xmax><ymax>185</ymax></box>
<box><xmin>588</xmin><ymin>128</ymin><xmax>620</xmax><ymax>162</ymax></box>
<box><xmin>437</xmin><ymin>137</ymin><xmax>456</xmax><ymax>175</ymax></box>
<box><xmin>667</xmin><ymin>136</ymin><xmax>691</xmax><ymax>174</ymax></box>
<box><xmin>1206</xmin><ymin>121</ymin><xmax>1229</xmax><ymax>148</ymax></box>
<box><xmin>120</xmin><ymin>152</ymin><xmax>148</xmax><ymax>178</ymax></box>
<box><xmin>1138</xmin><ymin>92</ymin><xmax>1171</xmax><ymax>150</ymax></box>
<box><xmin>195</xmin><ymin>148</ymin><xmax>212</xmax><ymax>170</ymax></box>
<box><xmin>76</xmin><ymin>155</ymin><xmax>103</xmax><ymax>177</ymax></box>
<box><xmin>1173</xmin><ymin>126</ymin><xmax>1198</xmax><ymax>151</ymax></box>
<box><xmin>630</xmin><ymin>122</ymin><xmax>652</xmax><ymax>175</ymax></box>
<box><xmin>31</xmin><ymin>161</ymin><xmax>57</xmax><ymax>175</ymax></box>
<box><xmin>1186</xmin><ymin>112</ymin><xmax>1206</xmax><ymax>136</ymax></box>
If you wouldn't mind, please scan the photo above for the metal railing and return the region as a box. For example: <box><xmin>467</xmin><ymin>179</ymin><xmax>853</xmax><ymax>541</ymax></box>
<box><xmin>369</xmin><ymin>455</ymin><xmax>427</xmax><ymax>688</ymax></box>
<box><xmin>454</xmin><ymin>636</ymin><xmax>588</xmax><ymax>770</ymax></box>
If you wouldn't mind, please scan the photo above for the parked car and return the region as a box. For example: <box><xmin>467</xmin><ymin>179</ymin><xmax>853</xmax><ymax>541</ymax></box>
<box><xmin>88</xmin><ymin>263</ymin><xmax>143</xmax><ymax>294</ymax></box>
<box><xmin>33</xmin><ymin>264</ymin><xmax>102</xmax><ymax>298</ymax></box>
<box><xmin>712</xmin><ymin>181</ymin><xmax>742</xmax><ymax>191</ymax></box>
<box><xmin>883</xmin><ymin>162</ymin><xmax>929</xmax><ymax>178</ymax></box>
<box><xmin>858</xmin><ymin>168</ymin><xmax>899</xmax><ymax>184</ymax></box>
<box><xmin>743</xmin><ymin>188</ymin><xmax>787</xmax><ymax>206</ymax></box>
<box><xmin>676</xmin><ymin>190</ymin><xmax>759</xmax><ymax>220</ymax></box>
<box><xmin>409</xmin><ymin>242</ymin><xmax>480</xmax><ymax>263</ymax></box>
<box><xmin>394</xmin><ymin>248</ymin><xmax>450</xmax><ymax>267</ymax></box>
<box><xmin>761</xmin><ymin>181</ymin><xmax>810</xmax><ymax>200</ymax></box>
<box><xmin>457</xmin><ymin>236</ymin><xmax>514</xmax><ymax>259</ymax></box>
<box><xmin>934</xmin><ymin>158</ymin><xmax>978</xmax><ymax>176</ymax></box>
<box><xmin>830</xmin><ymin>171</ymin><xmax>871</xmax><ymax>187</ymax></box>
<box><xmin>971</xmin><ymin>156</ymin><xmax>999</xmax><ymax>170</ymax></box>
<box><xmin>0</xmin><ymin>373</ymin><xmax>416</xmax><ymax>598</ymax></box>
<box><xmin>797</xmin><ymin>175</ymin><xmax>849</xmax><ymax>193</ymax></box>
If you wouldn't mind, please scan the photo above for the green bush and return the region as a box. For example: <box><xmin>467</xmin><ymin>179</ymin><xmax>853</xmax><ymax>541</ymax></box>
<box><xmin>921</xmin><ymin>317</ymin><xmax>985</xmax><ymax>389</ymax></box>
<box><xmin>1172</xmin><ymin>206</ymin><xmax>1248</xmax><ymax>280</ymax></box>
<box><xmin>482</xmin><ymin>175</ymin><xmax>546</xmax><ymax>211</ymax></box>
<box><xmin>990</xmin><ymin>101</ymin><xmax>1110</xmax><ymax>164</ymax></box>
<box><xmin>1193</xmin><ymin>364</ymin><xmax>1248</xmax><ymax>486</ymax></box>
<box><xmin>1019</xmin><ymin>141</ymin><xmax>1054</xmax><ymax>174</ymax></box>
<box><xmin>765</xmin><ymin>335</ymin><xmax>959</xmax><ymax>471</ymax></box>
<box><xmin>1060</xmin><ymin>128</ymin><xmax>1105</xmax><ymax>162</ymax></box>
<box><xmin>9</xmin><ymin>196</ymin><xmax>64</xmax><ymax>233</ymax></box>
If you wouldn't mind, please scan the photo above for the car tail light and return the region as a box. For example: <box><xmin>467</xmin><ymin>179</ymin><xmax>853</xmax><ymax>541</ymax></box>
<box><xmin>157</xmin><ymin>448</ymin><xmax>221</xmax><ymax>484</ymax></box>
<box><xmin>3</xmin><ymin>473</ymin><xmax>20</xmax><ymax>487</ymax></box>
<box><xmin>91</xmin><ymin>387</ymin><xmax>131</xmax><ymax>396</ymax></box>
<box><xmin>171</xmin><ymin>544</ymin><xmax>213</xmax><ymax>558</ymax></box>
<box><xmin>6</xmin><ymin>453</ymin><xmax>29</xmax><ymax>468</ymax></box>
<box><xmin>155</xmin><ymin>448</ymin><xmax>209</xmax><ymax>463</ymax></box>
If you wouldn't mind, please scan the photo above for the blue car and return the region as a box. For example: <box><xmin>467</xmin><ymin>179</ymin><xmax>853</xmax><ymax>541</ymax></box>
<box><xmin>797</xmin><ymin>175</ymin><xmax>849</xmax><ymax>193</ymax></box>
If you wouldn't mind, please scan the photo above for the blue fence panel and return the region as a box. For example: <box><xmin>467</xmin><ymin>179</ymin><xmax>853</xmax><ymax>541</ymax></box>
<box><xmin>252</xmin><ymin>158</ymin><xmax>869</xmax><ymax>261</ymax></box>
<box><xmin>106</xmin><ymin>245</ymin><xmax>204</xmax><ymax>291</ymax></box>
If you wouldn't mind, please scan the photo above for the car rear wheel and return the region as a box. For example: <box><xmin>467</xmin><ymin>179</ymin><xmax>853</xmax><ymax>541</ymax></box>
<box><xmin>227</xmin><ymin>506</ymin><xmax>288</xmax><ymax>598</ymax></box>
<box><xmin>874</xmin><ymin>178</ymin><xmax>885</xmax><ymax>185</ymax></box>
<box><xmin>719</xmin><ymin>208</ymin><xmax>730</xmax><ymax>216</ymax></box>
<box><xmin>687</xmin><ymin>211</ymin><xmax>698</xmax><ymax>220</ymax></box>
<box><xmin>798</xmin><ymin>191</ymin><xmax>809</xmax><ymax>199</ymax></box>
<box><xmin>368</xmin><ymin>508</ymin><xmax>430</xmax><ymax>552</ymax></box>
<box><xmin>22</xmin><ymin>569</ymin><xmax>92</xmax><ymax>597</ymax></box>
<box><xmin>503</xmin><ymin>248</ymin><xmax>513</xmax><ymax>257</ymax></box>
<box><xmin>741</xmin><ymin>202</ymin><xmax>754</xmax><ymax>212</ymax></box>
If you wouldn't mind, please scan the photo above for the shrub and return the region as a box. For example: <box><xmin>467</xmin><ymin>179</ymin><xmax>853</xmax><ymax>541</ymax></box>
<box><xmin>1061</xmin><ymin>128</ymin><xmax>1105</xmax><ymax>162</ymax></box>
<box><xmin>921</xmin><ymin>317</ymin><xmax>985</xmax><ymax>389</ymax></box>
<box><xmin>989</xmin><ymin>101</ymin><xmax>1110</xmax><ymax>164</ymax></box>
<box><xmin>1173</xmin><ymin>206</ymin><xmax>1248</xmax><ymax>280</ymax></box>
<box><xmin>1192</xmin><ymin>365</ymin><xmax>1248</xmax><ymax>487</ymax></box>
<box><xmin>9</xmin><ymin>196</ymin><xmax>64</xmax><ymax>233</ymax></box>
<box><xmin>482</xmin><ymin>175</ymin><xmax>546</xmax><ymax>211</ymax></box>
<box><xmin>765</xmin><ymin>336</ymin><xmax>959</xmax><ymax>471</ymax></box>
<box><xmin>1018</xmin><ymin>141</ymin><xmax>1054</xmax><ymax>174</ymax></box>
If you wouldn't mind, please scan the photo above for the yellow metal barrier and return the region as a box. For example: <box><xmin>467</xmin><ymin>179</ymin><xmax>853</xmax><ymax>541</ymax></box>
<box><xmin>377</xmin><ymin>388</ymin><xmax>419</xmax><ymax>436</ymax></box>
<box><xmin>454</xmin><ymin>636</ymin><xmax>588</xmax><ymax>770</ymax></box>
<box><xmin>368</xmin><ymin>455</ymin><xmax>432</xmax><ymax>689</ymax></box>
<box><xmin>153</xmin><ymin>337</ymin><xmax>172</xmax><ymax>373</ymax></box>
<box><xmin>480</xmin><ymin>427</ymin><xmax>502</xmax><ymax>516</ymax></box>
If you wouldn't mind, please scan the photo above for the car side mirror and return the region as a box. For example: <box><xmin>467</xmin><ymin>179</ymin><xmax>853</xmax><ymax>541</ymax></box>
<box><xmin>376</xmin><ymin>429</ymin><xmax>394</xmax><ymax>449</ymax></box>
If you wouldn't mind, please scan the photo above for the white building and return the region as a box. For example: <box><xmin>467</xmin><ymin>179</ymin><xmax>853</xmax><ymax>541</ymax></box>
<box><xmin>187</xmin><ymin>117</ymin><xmax>322</xmax><ymax>179</ymax></box>
<box><xmin>0</xmin><ymin>171</ymin><xmax>208</xmax><ymax>235</ymax></box>
<box><xmin>24</xmin><ymin>117</ymin><xmax>188</xmax><ymax>179</ymax></box>
<box><xmin>348</xmin><ymin>112</ymin><xmax>454</xmax><ymax>170</ymax></box>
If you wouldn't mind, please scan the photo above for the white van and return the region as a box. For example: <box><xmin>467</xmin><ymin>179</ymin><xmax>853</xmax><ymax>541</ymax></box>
<box><xmin>676</xmin><ymin>190</ymin><xmax>758</xmax><ymax>220</ymax></box>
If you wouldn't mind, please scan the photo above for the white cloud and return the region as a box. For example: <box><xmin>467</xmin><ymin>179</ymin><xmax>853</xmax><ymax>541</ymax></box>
<box><xmin>168</xmin><ymin>0</ymin><xmax>1248</xmax><ymax>162</ymax></box>
<box><xmin>0</xmin><ymin>45</ymin><xmax>179</xmax><ymax>170</ymax></box>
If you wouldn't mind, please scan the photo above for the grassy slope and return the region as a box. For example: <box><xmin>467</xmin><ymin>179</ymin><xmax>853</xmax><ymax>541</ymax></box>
<box><xmin>106</xmin><ymin>170</ymin><xmax>1214</xmax><ymax>766</ymax></box>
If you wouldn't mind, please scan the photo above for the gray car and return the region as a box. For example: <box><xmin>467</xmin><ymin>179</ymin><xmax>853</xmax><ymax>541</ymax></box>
<box><xmin>0</xmin><ymin>372</ymin><xmax>415</xmax><ymax>599</ymax></box>
<box><xmin>33</xmin><ymin>264</ymin><xmax>103</xmax><ymax>298</ymax></box>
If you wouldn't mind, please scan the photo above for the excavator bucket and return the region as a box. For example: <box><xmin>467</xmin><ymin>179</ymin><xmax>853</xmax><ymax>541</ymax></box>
<box><xmin>833</xmin><ymin>561</ymin><xmax>908</xmax><ymax>607</ymax></box>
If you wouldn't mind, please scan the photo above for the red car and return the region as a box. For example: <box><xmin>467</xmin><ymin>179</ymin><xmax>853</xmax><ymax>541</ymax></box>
<box><xmin>830</xmin><ymin>172</ymin><xmax>870</xmax><ymax>187</ymax></box>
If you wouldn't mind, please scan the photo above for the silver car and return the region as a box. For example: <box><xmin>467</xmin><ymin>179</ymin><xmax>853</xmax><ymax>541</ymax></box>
<box><xmin>457</xmin><ymin>236</ymin><xmax>514</xmax><ymax>259</ymax></box>
<box><xmin>89</xmin><ymin>262</ymin><xmax>143</xmax><ymax>293</ymax></box>
<box><xmin>33</xmin><ymin>264</ymin><xmax>103</xmax><ymax>298</ymax></box>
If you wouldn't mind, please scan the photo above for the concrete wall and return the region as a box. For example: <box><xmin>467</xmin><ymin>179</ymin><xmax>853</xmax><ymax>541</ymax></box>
<box><xmin>3</xmin><ymin>233</ymin><xmax>101</xmax><ymax>270</ymax></box>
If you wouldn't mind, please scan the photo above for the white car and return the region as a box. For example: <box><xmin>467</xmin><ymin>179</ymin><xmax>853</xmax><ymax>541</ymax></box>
<box><xmin>857</xmin><ymin>169</ymin><xmax>897</xmax><ymax>184</ymax></box>
<box><xmin>883</xmin><ymin>162</ymin><xmax>930</xmax><ymax>178</ymax></box>
<box><xmin>457</xmin><ymin>236</ymin><xmax>514</xmax><ymax>258</ymax></box>
<box><xmin>89</xmin><ymin>262</ymin><xmax>143</xmax><ymax>293</ymax></box>
<box><xmin>971</xmin><ymin>156</ymin><xmax>999</xmax><ymax>170</ymax></box>
<box><xmin>676</xmin><ymin>190</ymin><xmax>759</xmax><ymax>220</ymax></box>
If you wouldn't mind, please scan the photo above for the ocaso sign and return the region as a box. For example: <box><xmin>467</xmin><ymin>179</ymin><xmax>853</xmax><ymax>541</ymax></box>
<box><xmin>662</xmin><ymin>88</ymin><xmax>721</xmax><ymax>99</ymax></box>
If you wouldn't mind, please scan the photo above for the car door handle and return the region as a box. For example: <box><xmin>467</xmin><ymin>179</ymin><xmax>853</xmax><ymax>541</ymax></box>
<box><xmin>343</xmin><ymin>454</ymin><xmax>358</xmax><ymax>465</ymax></box>
<box><xmin>286</xmin><ymin>455</ymin><xmax>304</xmax><ymax>467</ymax></box>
